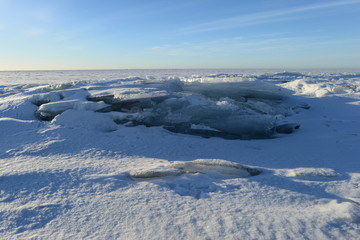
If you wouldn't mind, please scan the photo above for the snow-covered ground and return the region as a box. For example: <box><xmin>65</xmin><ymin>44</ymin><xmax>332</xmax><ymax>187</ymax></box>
<box><xmin>0</xmin><ymin>69</ymin><xmax>359</xmax><ymax>239</ymax></box>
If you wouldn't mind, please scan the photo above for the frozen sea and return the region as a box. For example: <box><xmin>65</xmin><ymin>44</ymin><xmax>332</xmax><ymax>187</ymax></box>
<box><xmin>0</xmin><ymin>69</ymin><xmax>360</xmax><ymax>239</ymax></box>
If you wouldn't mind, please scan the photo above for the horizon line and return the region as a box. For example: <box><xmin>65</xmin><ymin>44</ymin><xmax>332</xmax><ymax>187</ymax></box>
<box><xmin>1</xmin><ymin>67</ymin><xmax>360</xmax><ymax>72</ymax></box>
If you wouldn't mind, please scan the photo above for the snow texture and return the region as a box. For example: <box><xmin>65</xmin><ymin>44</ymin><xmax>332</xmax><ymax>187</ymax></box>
<box><xmin>129</xmin><ymin>159</ymin><xmax>260</xmax><ymax>179</ymax></box>
<box><xmin>286</xmin><ymin>168</ymin><xmax>341</xmax><ymax>178</ymax></box>
<box><xmin>0</xmin><ymin>69</ymin><xmax>360</xmax><ymax>239</ymax></box>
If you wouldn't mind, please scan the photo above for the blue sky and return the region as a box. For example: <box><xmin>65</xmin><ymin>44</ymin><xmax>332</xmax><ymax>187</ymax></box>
<box><xmin>0</xmin><ymin>0</ymin><xmax>359</xmax><ymax>70</ymax></box>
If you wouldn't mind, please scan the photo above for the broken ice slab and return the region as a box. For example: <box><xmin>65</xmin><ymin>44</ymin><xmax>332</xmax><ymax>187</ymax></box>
<box><xmin>208</xmin><ymin>115</ymin><xmax>275</xmax><ymax>139</ymax></box>
<box><xmin>36</xmin><ymin>100</ymin><xmax>81</xmax><ymax>120</ymax></box>
<box><xmin>183</xmin><ymin>81</ymin><xmax>292</xmax><ymax>100</ymax></box>
<box><xmin>87</xmin><ymin>94</ymin><xmax>118</xmax><ymax>104</ymax></box>
<box><xmin>29</xmin><ymin>92</ymin><xmax>62</xmax><ymax>106</ymax></box>
<box><xmin>89</xmin><ymin>94</ymin><xmax>173</xmax><ymax>113</ymax></box>
<box><xmin>36</xmin><ymin>100</ymin><xmax>109</xmax><ymax>121</ymax></box>
<box><xmin>163</xmin><ymin>125</ymin><xmax>246</xmax><ymax>140</ymax></box>
<box><xmin>95</xmin><ymin>100</ymin><xmax>142</xmax><ymax>113</ymax></box>
<box><xmin>164</xmin><ymin>120</ymin><xmax>300</xmax><ymax>140</ymax></box>
<box><xmin>87</xmin><ymin>85</ymin><xmax>171</xmax><ymax>103</ymax></box>
<box><xmin>32</xmin><ymin>78</ymin><xmax>306</xmax><ymax>139</ymax></box>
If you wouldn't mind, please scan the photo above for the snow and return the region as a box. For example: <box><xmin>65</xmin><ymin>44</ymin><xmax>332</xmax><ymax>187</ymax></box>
<box><xmin>129</xmin><ymin>159</ymin><xmax>260</xmax><ymax>179</ymax></box>
<box><xmin>51</xmin><ymin>109</ymin><xmax>118</xmax><ymax>132</ymax></box>
<box><xmin>285</xmin><ymin>168</ymin><xmax>341</xmax><ymax>178</ymax></box>
<box><xmin>0</xmin><ymin>69</ymin><xmax>360</xmax><ymax>239</ymax></box>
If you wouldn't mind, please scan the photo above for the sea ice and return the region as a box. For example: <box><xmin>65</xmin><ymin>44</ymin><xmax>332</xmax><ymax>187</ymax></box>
<box><xmin>29</xmin><ymin>78</ymin><xmax>302</xmax><ymax>139</ymax></box>
<box><xmin>36</xmin><ymin>99</ymin><xmax>109</xmax><ymax>120</ymax></box>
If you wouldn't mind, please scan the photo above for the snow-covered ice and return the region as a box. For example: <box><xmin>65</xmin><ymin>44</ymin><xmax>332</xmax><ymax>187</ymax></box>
<box><xmin>0</xmin><ymin>69</ymin><xmax>360</xmax><ymax>239</ymax></box>
<box><xmin>129</xmin><ymin>159</ymin><xmax>261</xmax><ymax>179</ymax></box>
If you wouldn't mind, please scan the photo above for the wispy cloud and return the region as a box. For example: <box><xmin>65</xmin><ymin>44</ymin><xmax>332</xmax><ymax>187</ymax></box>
<box><xmin>147</xmin><ymin>35</ymin><xmax>360</xmax><ymax>57</ymax></box>
<box><xmin>147</xmin><ymin>37</ymin><xmax>299</xmax><ymax>57</ymax></box>
<box><xmin>178</xmin><ymin>0</ymin><xmax>360</xmax><ymax>34</ymax></box>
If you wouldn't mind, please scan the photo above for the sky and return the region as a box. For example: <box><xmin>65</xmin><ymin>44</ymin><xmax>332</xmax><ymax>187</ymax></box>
<box><xmin>0</xmin><ymin>0</ymin><xmax>359</xmax><ymax>70</ymax></box>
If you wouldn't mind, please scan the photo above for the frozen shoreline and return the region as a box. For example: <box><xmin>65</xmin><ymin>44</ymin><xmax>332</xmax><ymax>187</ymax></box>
<box><xmin>1</xmin><ymin>70</ymin><xmax>359</xmax><ymax>239</ymax></box>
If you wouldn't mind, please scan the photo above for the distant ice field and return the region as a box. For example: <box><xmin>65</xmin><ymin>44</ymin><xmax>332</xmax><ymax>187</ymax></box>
<box><xmin>1</xmin><ymin>68</ymin><xmax>360</xmax><ymax>84</ymax></box>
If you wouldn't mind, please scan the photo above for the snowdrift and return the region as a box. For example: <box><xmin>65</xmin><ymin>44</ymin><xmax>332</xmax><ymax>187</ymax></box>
<box><xmin>129</xmin><ymin>159</ymin><xmax>261</xmax><ymax>179</ymax></box>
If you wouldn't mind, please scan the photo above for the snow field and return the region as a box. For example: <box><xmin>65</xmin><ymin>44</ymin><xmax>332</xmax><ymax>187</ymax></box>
<box><xmin>0</xmin><ymin>70</ymin><xmax>359</xmax><ymax>239</ymax></box>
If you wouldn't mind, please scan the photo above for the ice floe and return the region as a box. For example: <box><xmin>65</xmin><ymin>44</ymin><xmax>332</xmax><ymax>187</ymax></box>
<box><xmin>25</xmin><ymin>76</ymin><xmax>309</xmax><ymax>139</ymax></box>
